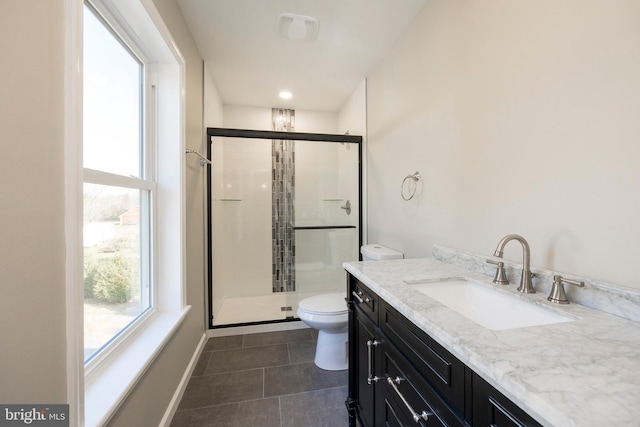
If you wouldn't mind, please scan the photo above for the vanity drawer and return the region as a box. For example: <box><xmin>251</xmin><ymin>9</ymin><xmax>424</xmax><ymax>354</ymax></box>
<box><xmin>350</xmin><ymin>278</ymin><xmax>379</xmax><ymax>325</ymax></box>
<box><xmin>379</xmin><ymin>343</ymin><xmax>467</xmax><ymax>427</ymax></box>
<box><xmin>472</xmin><ymin>373</ymin><xmax>542</xmax><ymax>427</ymax></box>
<box><xmin>380</xmin><ymin>300</ymin><xmax>466</xmax><ymax>416</ymax></box>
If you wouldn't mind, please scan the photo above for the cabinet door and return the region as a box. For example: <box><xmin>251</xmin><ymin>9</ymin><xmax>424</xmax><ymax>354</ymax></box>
<box><xmin>381</xmin><ymin>300</ymin><xmax>467</xmax><ymax>417</ymax></box>
<box><xmin>472</xmin><ymin>373</ymin><xmax>542</xmax><ymax>427</ymax></box>
<box><xmin>379</xmin><ymin>344</ymin><xmax>467</xmax><ymax>427</ymax></box>
<box><xmin>353</xmin><ymin>309</ymin><xmax>379</xmax><ymax>427</ymax></box>
<box><xmin>380</xmin><ymin>395</ymin><xmax>418</xmax><ymax>427</ymax></box>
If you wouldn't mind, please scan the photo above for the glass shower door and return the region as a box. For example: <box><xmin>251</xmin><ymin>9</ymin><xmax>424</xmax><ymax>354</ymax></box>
<box><xmin>210</xmin><ymin>136</ymin><xmax>275</xmax><ymax>325</ymax></box>
<box><xmin>209</xmin><ymin>132</ymin><xmax>360</xmax><ymax>327</ymax></box>
<box><xmin>292</xmin><ymin>140</ymin><xmax>360</xmax><ymax>304</ymax></box>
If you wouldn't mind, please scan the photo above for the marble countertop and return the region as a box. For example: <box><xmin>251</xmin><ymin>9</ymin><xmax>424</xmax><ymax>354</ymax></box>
<box><xmin>344</xmin><ymin>257</ymin><xmax>640</xmax><ymax>427</ymax></box>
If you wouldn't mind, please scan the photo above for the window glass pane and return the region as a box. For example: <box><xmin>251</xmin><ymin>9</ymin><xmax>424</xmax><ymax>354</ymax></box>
<box><xmin>83</xmin><ymin>183</ymin><xmax>151</xmax><ymax>362</ymax></box>
<box><xmin>83</xmin><ymin>5</ymin><xmax>142</xmax><ymax>177</ymax></box>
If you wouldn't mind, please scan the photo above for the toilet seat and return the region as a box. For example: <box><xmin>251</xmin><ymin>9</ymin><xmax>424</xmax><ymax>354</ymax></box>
<box><xmin>298</xmin><ymin>292</ymin><xmax>347</xmax><ymax>315</ymax></box>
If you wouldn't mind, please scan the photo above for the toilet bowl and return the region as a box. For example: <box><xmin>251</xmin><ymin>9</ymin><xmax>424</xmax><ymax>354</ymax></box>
<box><xmin>297</xmin><ymin>292</ymin><xmax>348</xmax><ymax>371</ymax></box>
<box><xmin>298</xmin><ymin>244</ymin><xmax>403</xmax><ymax>371</ymax></box>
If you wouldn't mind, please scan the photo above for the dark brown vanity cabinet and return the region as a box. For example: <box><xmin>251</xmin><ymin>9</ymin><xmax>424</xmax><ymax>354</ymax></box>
<box><xmin>471</xmin><ymin>373</ymin><xmax>542</xmax><ymax>427</ymax></box>
<box><xmin>353</xmin><ymin>309</ymin><xmax>378</xmax><ymax>427</ymax></box>
<box><xmin>347</xmin><ymin>274</ymin><xmax>542</xmax><ymax>427</ymax></box>
<box><xmin>347</xmin><ymin>277</ymin><xmax>467</xmax><ymax>427</ymax></box>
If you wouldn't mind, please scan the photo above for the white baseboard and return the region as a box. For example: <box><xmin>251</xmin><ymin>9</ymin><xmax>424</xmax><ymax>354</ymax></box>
<box><xmin>208</xmin><ymin>320</ymin><xmax>309</xmax><ymax>338</ymax></box>
<box><xmin>159</xmin><ymin>332</ymin><xmax>207</xmax><ymax>426</ymax></box>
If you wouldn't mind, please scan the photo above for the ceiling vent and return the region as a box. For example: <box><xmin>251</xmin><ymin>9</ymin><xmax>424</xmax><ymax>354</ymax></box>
<box><xmin>276</xmin><ymin>13</ymin><xmax>319</xmax><ymax>42</ymax></box>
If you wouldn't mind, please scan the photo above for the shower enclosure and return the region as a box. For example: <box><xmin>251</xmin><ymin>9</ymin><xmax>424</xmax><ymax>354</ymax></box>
<box><xmin>207</xmin><ymin>128</ymin><xmax>362</xmax><ymax>328</ymax></box>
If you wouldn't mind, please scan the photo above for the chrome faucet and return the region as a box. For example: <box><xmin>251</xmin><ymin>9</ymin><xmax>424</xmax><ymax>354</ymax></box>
<box><xmin>493</xmin><ymin>234</ymin><xmax>535</xmax><ymax>293</ymax></box>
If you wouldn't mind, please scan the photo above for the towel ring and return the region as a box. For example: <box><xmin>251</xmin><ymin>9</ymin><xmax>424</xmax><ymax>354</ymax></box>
<box><xmin>401</xmin><ymin>172</ymin><xmax>421</xmax><ymax>201</ymax></box>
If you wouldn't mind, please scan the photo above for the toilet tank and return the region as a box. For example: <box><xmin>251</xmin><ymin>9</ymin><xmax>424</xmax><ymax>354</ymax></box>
<box><xmin>361</xmin><ymin>244</ymin><xmax>404</xmax><ymax>261</ymax></box>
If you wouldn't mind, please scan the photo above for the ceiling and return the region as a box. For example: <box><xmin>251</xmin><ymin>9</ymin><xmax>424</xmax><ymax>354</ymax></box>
<box><xmin>177</xmin><ymin>0</ymin><xmax>427</xmax><ymax>112</ymax></box>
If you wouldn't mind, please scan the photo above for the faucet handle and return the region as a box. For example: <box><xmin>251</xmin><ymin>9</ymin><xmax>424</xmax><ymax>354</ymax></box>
<box><xmin>486</xmin><ymin>259</ymin><xmax>509</xmax><ymax>285</ymax></box>
<box><xmin>548</xmin><ymin>275</ymin><xmax>584</xmax><ymax>304</ymax></box>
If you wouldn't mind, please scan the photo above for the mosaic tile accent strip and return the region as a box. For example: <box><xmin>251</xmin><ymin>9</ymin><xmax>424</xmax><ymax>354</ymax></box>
<box><xmin>272</xmin><ymin>109</ymin><xmax>296</xmax><ymax>292</ymax></box>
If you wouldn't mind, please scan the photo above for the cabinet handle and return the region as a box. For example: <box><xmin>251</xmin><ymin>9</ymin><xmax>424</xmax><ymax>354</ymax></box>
<box><xmin>352</xmin><ymin>291</ymin><xmax>364</xmax><ymax>304</ymax></box>
<box><xmin>386</xmin><ymin>376</ymin><xmax>432</xmax><ymax>423</ymax></box>
<box><xmin>366</xmin><ymin>340</ymin><xmax>382</xmax><ymax>384</ymax></box>
<box><xmin>352</xmin><ymin>290</ymin><xmax>371</xmax><ymax>304</ymax></box>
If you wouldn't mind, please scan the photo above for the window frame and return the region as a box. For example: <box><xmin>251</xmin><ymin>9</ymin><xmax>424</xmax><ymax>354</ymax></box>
<box><xmin>82</xmin><ymin>0</ymin><xmax>147</xmax><ymax>179</ymax></box>
<box><xmin>65</xmin><ymin>0</ymin><xmax>189</xmax><ymax>424</ymax></box>
<box><xmin>82</xmin><ymin>178</ymin><xmax>156</xmax><ymax>373</ymax></box>
<box><xmin>82</xmin><ymin>0</ymin><xmax>157</xmax><ymax>375</ymax></box>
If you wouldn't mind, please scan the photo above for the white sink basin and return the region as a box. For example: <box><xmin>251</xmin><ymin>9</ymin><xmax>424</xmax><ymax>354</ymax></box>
<box><xmin>405</xmin><ymin>277</ymin><xmax>574</xmax><ymax>330</ymax></box>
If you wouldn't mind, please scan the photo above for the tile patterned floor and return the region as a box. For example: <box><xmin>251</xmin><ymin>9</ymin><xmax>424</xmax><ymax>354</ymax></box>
<box><xmin>170</xmin><ymin>329</ymin><xmax>349</xmax><ymax>427</ymax></box>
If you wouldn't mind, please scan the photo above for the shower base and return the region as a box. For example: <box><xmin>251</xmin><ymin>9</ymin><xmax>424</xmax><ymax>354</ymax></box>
<box><xmin>212</xmin><ymin>291</ymin><xmax>341</xmax><ymax>326</ymax></box>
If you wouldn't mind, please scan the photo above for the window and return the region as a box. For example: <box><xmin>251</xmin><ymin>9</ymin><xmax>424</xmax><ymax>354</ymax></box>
<box><xmin>66</xmin><ymin>0</ymin><xmax>189</xmax><ymax>424</ymax></box>
<box><xmin>82</xmin><ymin>2</ymin><xmax>153</xmax><ymax>364</ymax></box>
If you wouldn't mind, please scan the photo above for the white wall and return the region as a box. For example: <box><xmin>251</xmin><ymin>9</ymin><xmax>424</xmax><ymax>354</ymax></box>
<box><xmin>366</xmin><ymin>0</ymin><xmax>640</xmax><ymax>289</ymax></box>
<box><xmin>222</xmin><ymin>104</ymin><xmax>338</xmax><ymax>133</ymax></box>
<box><xmin>204</xmin><ymin>63</ymin><xmax>224</xmax><ymax>128</ymax></box>
<box><xmin>338</xmin><ymin>79</ymin><xmax>367</xmax><ymax>137</ymax></box>
<box><xmin>296</xmin><ymin>110</ymin><xmax>338</xmax><ymax>134</ymax></box>
<box><xmin>0</xmin><ymin>0</ymin><xmax>67</xmax><ymax>404</ymax></box>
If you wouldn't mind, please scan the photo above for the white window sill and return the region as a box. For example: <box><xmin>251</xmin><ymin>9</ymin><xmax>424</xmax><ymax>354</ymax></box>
<box><xmin>85</xmin><ymin>306</ymin><xmax>191</xmax><ymax>427</ymax></box>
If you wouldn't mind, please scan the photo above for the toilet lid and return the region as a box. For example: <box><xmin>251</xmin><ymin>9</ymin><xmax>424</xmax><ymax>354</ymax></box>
<box><xmin>299</xmin><ymin>292</ymin><xmax>348</xmax><ymax>315</ymax></box>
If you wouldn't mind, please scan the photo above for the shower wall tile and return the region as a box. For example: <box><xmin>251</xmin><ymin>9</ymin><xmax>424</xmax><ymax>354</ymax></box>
<box><xmin>272</xmin><ymin>108</ymin><xmax>296</xmax><ymax>293</ymax></box>
<box><xmin>211</xmin><ymin>137</ymin><xmax>273</xmax><ymax>302</ymax></box>
<box><xmin>294</xmin><ymin>141</ymin><xmax>359</xmax><ymax>227</ymax></box>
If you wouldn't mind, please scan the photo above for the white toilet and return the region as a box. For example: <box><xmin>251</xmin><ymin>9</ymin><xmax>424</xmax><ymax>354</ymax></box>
<box><xmin>297</xmin><ymin>292</ymin><xmax>349</xmax><ymax>371</ymax></box>
<box><xmin>297</xmin><ymin>244</ymin><xmax>403</xmax><ymax>371</ymax></box>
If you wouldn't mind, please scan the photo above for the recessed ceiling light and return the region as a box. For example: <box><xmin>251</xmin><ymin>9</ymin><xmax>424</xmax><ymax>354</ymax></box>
<box><xmin>279</xmin><ymin>91</ymin><xmax>293</xmax><ymax>99</ymax></box>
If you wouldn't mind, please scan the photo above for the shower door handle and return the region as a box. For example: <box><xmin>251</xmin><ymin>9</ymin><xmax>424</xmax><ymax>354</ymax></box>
<box><xmin>340</xmin><ymin>200</ymin><xmax>351</xmax><ymax>215</ymax></box>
